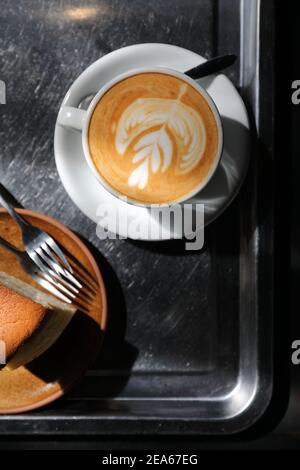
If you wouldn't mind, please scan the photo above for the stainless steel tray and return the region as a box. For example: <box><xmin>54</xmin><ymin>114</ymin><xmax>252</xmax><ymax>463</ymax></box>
<box><xmin>0</xmin><ymin>0</ymin><xmax>274</xmax><ymax>434</ymax></box>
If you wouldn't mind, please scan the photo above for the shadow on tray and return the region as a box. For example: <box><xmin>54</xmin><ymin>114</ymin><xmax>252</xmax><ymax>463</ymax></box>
<box><xmin>26</xmin><ymin>237</ymin><xmax>138</xmax><ymax>400</ymax></box>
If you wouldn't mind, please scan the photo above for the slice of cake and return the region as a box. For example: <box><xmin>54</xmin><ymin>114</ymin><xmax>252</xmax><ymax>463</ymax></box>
<box><xmin>0</xmin><ymin>271</ymin><xmax>76</xmax><ymax>371</ymax></box>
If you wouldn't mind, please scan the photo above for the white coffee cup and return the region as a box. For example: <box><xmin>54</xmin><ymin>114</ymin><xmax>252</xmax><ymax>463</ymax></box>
<box><xmin>57</xmin><ymin>67</ymin><xmax>223</xmax><ymax>207</ymax></box>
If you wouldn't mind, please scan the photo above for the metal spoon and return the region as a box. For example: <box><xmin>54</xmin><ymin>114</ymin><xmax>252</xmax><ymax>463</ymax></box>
<box><xmin>78</xmin><ymin>54</ymin><xmax>236</xmax><ymax>110</ymax></box>
<box><xmin>185</xmin><ymin>53</ymin><xmax>236</xmax><ymax>80</ymax></box>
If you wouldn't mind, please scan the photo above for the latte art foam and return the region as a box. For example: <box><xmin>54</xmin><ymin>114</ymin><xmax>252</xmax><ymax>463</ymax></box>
<box><xmin>115</xmin><ymin>84</ymin><xmax>207</xmax><ymax>190</ymax></box>
<box><xmin>88</xmin><ymin>73</ymin><xmax>220</xmax><ymax>204</ymax></box>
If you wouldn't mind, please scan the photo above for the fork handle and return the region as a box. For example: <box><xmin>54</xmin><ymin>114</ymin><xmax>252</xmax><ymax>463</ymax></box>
<box><xmin>0</xmin><ymin>188</ymin><xmax>29</xmax><ymax>231</ymax></box>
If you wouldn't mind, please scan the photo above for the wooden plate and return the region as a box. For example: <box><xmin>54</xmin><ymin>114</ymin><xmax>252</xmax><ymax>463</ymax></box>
<box><xmin>0</xmin><ymin>209</ymin><xmax>107</xmax><ymax>414</ymax></box>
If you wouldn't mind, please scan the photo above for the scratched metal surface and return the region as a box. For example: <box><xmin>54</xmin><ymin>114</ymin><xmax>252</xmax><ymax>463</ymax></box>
<box><xmin>0</xmin><ymin>0</ymin><xmax>273</xmax><ymax>435</ymax></box>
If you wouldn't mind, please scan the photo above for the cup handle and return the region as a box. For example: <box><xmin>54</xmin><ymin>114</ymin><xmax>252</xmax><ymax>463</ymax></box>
<box><xmin>57</xmin><ymin>106</ymin><xmax>87</xmax><ymax>131</ymax></box>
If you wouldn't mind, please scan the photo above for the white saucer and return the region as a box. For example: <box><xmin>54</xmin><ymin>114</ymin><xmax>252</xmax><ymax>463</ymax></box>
<box><xmin>54</xmin><ymin>43</ymin><xmax>250</xmax><ymax>240</ymax></box>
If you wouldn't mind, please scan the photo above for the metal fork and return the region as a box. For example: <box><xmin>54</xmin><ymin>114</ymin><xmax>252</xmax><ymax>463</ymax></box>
<box><xmin>0</xmin><ymin>236</ymin><xmax>76</xmax><ymax>303</ymax></box>
<box><xmin>0</xmin><ymin>185</ymin><xmax>82</xmax><ymax>291</ymax></box>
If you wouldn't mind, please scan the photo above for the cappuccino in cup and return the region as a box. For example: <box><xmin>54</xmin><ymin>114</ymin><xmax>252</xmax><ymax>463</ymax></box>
<box><xmin>58</xmin><ymin>68</ymin><xmax>223</xmax><ymax>206</ymax></box>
